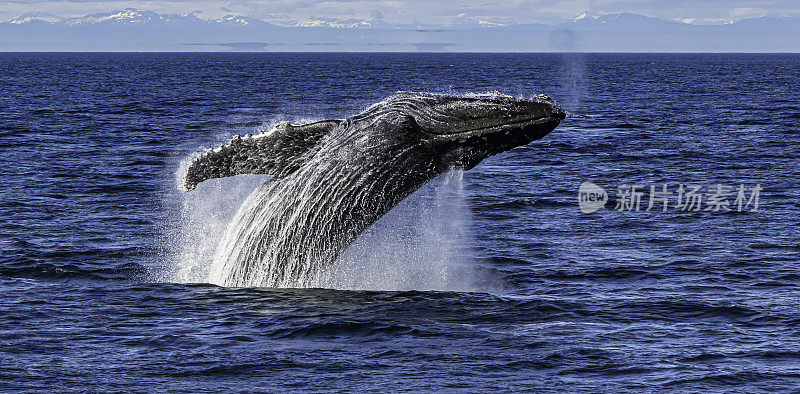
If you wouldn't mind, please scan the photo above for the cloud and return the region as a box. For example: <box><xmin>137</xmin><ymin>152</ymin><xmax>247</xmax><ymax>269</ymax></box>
<box><xmin>730</xmin><ymin>7</ymin><xmax>769</xmax><ymax>17</ymax></box>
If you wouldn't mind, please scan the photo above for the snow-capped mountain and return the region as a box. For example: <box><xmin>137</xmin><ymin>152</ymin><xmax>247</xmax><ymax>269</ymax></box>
<box><xmin>61</xmin><ymin>9</ymin><xmax>198</xmax><ymax>25</ymax></box>
<box><xmin>294</xmin><ymin>18</ymin><xmax>375</xmax><ymax>28</ymax></box>
<box><xmin>1</xmin><ymin>9</ymin><xmax>799</xmax><ymax>52</ymax></box>
<box><xmin>6</xmin><ymin>12</ymin><xmax>62</xmax><ymax>24</ymax></box>
<box><xmin>7</xmin><ymin>8</ymin><xmax>269</xmax><ymax>27</ymax></box>
<box><xmin>4</xmin><ymin>8</ymin><xmax>393</xmax><ymax>29</ymax></box>
<box><xmin>211</xmin><ymin>15</ymin><xmax>262</xmax><ymax>27</ymax></box>
<box><xmin>293</xmin><ymin>11</ymin><xmax>391</xmax><ymax>29</ymax></box>
<box><xmin>450</xmin><ymin>14</ymin><xmax>505</xmax><ymax>28</ymax></box>
<box><xmin>568</xmin><ymin>11</ymin><xmax>596</xmax><ymax>23</ymax></box>
<box><xmin>566</xmin><ymin>11</ymin><xmax>682</xmax><ymax>28</ymax></box>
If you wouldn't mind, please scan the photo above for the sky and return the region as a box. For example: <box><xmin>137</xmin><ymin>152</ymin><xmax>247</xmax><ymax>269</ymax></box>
<box><xmin>2</xmin><ymin>0</ymin><xmax>800</xmax><ymax>26</ymax></box>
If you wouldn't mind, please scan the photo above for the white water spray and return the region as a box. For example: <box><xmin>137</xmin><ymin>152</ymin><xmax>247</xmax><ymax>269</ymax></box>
<box><xmin>163</xmin><ymin>168</ymin><xmax>479</xmax><ymax>291</ymax></box>
<box><xmin>163</xmin><ymin>174</ymin><xmax>268</xmax><ymax>283</ymax></box>
<box><xmin>322</xmin><ymin>170</ymin><xmax>478</xmax><ymax>291</ymax></box>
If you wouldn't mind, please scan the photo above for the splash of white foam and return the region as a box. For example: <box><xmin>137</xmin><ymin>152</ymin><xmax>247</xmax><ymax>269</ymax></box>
<box><xmin>161</xmin><ymin>173</ymin><xmax>268</xmax><ymax>283</ymax></box>
<box><xmin>160</xmin><ymin>167</ymin><xmax>480</xmax><ymax>292</ymax></box>
<box><xmin>321</xmin><ymin>170</ymin><xmax>479</xmax><ymax>291</ymax></box>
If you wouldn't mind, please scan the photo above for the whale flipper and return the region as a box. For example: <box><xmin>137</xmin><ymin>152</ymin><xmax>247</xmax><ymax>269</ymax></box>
<box><xmin>183</xmin><ymin>120</ymin><xmax>341</xmax><ymax>190</ymax></box>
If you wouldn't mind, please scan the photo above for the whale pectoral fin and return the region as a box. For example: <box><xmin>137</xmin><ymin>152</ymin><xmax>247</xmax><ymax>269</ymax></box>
<box><xmin>183</xmin><ymin>120</ymin><xmax>341</xmax><ymax>191</ymax></box>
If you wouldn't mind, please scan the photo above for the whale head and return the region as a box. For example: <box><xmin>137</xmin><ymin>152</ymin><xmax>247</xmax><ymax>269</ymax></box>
<box><xmin>348</xmin><ymin>91</ymin><xmax>566</xmax><ymax>171</ymax></box>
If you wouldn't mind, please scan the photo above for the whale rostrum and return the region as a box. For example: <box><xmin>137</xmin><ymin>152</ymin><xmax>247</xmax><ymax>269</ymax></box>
<box><xmin>184</xmin><ymin>92</ymin><xmax>565</xmax><ymax>288</ymax></box>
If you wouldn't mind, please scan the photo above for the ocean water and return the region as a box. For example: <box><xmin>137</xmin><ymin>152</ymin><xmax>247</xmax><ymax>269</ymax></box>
<box><xmin>1</xmin><ymin>53</ymin><xmax>799</xmax><ymax>391</ymax></box>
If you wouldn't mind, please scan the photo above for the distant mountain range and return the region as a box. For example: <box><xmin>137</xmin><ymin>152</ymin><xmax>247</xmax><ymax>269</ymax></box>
<box><xmin>2</xmin><ymin>9</ymin><xmax>799</xmax><ymax>52</ymax></box>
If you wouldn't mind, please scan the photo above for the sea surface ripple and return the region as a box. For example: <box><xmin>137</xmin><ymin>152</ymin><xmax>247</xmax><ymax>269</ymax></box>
<box><xmin>1</xmin><ymin>53</ymin><xmax>799</xmax><ymax>391</ymax></box>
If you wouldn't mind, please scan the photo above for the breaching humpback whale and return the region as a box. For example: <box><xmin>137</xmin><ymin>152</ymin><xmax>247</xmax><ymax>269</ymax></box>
<box><xmin>184</xmin><ymin>92</ymin><xmax>565</xmax><ymax>288</ymax></box>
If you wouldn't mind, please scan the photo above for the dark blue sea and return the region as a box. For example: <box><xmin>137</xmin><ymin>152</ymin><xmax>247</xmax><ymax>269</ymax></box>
<box><xmin>1</xmin><ymin>53</ymin><xmax>799</xmax><ymax>392</ymax></box>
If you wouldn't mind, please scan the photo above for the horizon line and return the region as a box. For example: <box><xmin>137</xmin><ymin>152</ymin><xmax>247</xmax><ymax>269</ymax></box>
<box><xmin>2</xmin><ymin>51</ymin><xmax>799</xmax><ymax>54</ymax></box>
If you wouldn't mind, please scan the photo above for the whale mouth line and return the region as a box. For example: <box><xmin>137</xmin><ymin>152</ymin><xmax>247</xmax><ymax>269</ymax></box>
<box><xmin>427</xmin><ymin>116</ymin><xmax>562</xmax><ymax>140</ymax></box>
